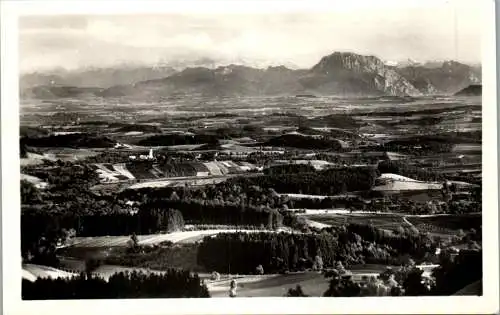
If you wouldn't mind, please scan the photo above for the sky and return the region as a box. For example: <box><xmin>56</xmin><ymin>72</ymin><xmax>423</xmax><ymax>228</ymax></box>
<box><xmin>19</xmin><ymin>3</ymin><xmax>483</xmax><ymax>73</ymax></box>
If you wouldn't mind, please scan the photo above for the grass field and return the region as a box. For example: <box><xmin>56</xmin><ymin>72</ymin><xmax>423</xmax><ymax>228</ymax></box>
<box><xmin>64</xmin><ymin>229</ymin><xmax>283</xmax><ymax>248</ymax></box>
<box><xmin>208</xmin><ymin>264</ymin><xmax>401</xmax><ymax>297</ymax></box>
<box><xmin>208</xmin><ymin>272</ymin><xmax>329</xmax><ymax>297</ymax></box>
<box><xmin>58</xmin><ymin>243</ymin><xmax>203</xmax><ymax>272</ymax></box>
<box><xmin>305</xmin><ymin>213</ymin><xmax>410</xmax><ymax>230</ymax></box>
<box><xmin>406</xmin><ymin>213</ymin><xmax>481</xmax><ymax>235</ymax></box>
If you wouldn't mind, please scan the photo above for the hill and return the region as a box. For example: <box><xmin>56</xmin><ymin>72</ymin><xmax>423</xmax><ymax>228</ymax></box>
<box><xmin>101</xmin><ymin>65</ymin><xmax>305</xmax><ymax>98</ymax></box>
<box><xmin>454</xmin><ymin>84</ymin><xmax>482</xmax><ymax>96</ymax></box>
<box><xmin>396</xmin><ymin>61</ymin><xmax>481</xmax><ymax>94</ymax></box>
<box><xmin>304</xmin><ymin>52</ymin><xmax>421</xmax><ymax>96</ymax></box>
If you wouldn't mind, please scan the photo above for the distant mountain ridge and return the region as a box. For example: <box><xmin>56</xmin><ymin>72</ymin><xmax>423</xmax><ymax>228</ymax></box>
<box><xmin>21</xmin><ymin>52</ymin><xmax>481</xmax><ymax>99</ymax></box>
<box><xmin>20</xmin><ymin>65</ymin><xmax>177</xmax><ymax>89</ymax></box>
<box><xmin>454</xmin><ymin>84</ymin><xmax>482</xmax><ymax>96</ymax></box>
<box><xmin>395</xmin><ymin>60</ymin><xmax>481</xmax><ymax>94</ymax></box>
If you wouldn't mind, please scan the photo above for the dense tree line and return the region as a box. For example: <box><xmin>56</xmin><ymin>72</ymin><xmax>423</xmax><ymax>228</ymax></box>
<box><xmin>20</xmin><ymin>126</ymin><xmax>50</xmax><ymax>138</ymax></box>
<box><xmin>305</xmin><ymin>114</ymin><xmax>362</xmax><ymax>129</ymax></box>
<box><xmin>197</xmin><ymin>224</ymin><xmax>438</xmax><ymax>274</ymax></box>
<box><xmin>226</xmin><ymin>166</ymin><xmax>379</xmax><ymax>195</ymax></box>
<box><xmin>22</xmin><ymin>199</ymin><xmax>281</xmax><ymax>258</ymax></box>
<box><xmin>313</xmin><ymin>152</ymin><xmax>382</xmax><ymax>165</ymax></box>
<box><xmin>140</xmin><ymin>200</ymin><xmax>282</xmax><ymax>228</ymax></box>
<box><xmin>377</xmin><ymin>160</ymin><xmax>447</xmax><ymax>182</ymax></box>
<box><xmin>83</xmin><ymin>151</ymin><xmax>132</xmax><ymax>164</ymax></box>
<box><xmin>264</xmin><ymin>134</ymin><xmax>344</xmax><ymax>151</ymax></box>
<box><xmin>137</xmin><ymin>134</ymin><xmax>219</xmax><ymax>146</ymax></box>
<box><xmin>21</xmin><ymin>180</ymin><xmax>42</xmax><ymax>204</ymax></box>
<box><xmin>22</xmin><ymin>270</ymin><xmax>210</xmax><ymax>299</ymax></box>
<box><xmin>321</xmin><ymin>249</ymin><xmax>482</xmax><ymax>297</ymax></box>
<box><xmin>296</xmin><ymin>126</ymin><xmax>361</xmax><ymax>141</ymax></box>
<box><xmin>382</xmin><ymin>136</ymin><xmax>458</xmax><ymax>154</ymax></box>
<box><xmin>287</xmin><ymin>196</ymin><xmax>367</xmax><ymax>210</ymax></box>
<box><xmin>122</xmin><ymin>183</ymin><xmax>285</xmax><ymax>212</ymax></box>
<box><xmin>210</xmin><ymin>124</ymin><xmax>265</xmax><ymax>139</ymax></box>
<box><xmin>23</xmin><ymin>163</ymin><xmax>100</xmax><ymax>190</ymax></box>
<box><xmin>20</xmin><ymin>133</ymin><xmax>116</xmax><ymax>148</ymax></box>
<box><xmin>263</xmin><ymin>164</ymin><xmax>317</xmax><ymax>175</ymax></box>
<box><xmin>115</xmin><ymin>124</ymin><xmax>161</xmax><ymax>133</ymax></box>
<box><xmin>432</xmin><ymin>249</ymin><xmax>482</xmax><ymax>295</ymax></box>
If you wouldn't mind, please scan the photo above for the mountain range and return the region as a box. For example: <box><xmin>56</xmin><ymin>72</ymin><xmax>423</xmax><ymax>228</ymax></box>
<box><xmin>20</xmin><ymin>52</ymin><xmax>481</xmax><ymax>99</ymax></box>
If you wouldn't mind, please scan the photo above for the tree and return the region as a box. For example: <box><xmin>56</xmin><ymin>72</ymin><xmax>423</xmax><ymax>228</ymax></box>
<box><xmin>313</xmin><ymin>255</ymin><xmax>324</xmax><ymax>271</ymax></box>
<box><xmin>21</xmin><ymin>180</ymin><xmax>42</xmax><ymax>204</ymax></box>
<box><xmin>323</xmin><ymin>270</ymin><xmax>361</xmax><ymax>297</ymax></box>
<box><xmin>432</xmin><ymin>250</ymin><xmax>482</xmax><ymax>295</ymax></box>
<box><xmin>402</xmin><ymin>268</ymin><xmax>429</xmax><ymax>296</ymax></box>
<box><xmin>267</xmin><ymin>212</ymin><xmax>274</xmax><ymax>229</ymax></box>
<box><xmin>169</xmin><ymin>191</ymin><xmax>180</xmax><ymax>201</ymax></box>
<box><xmin>85</xmin><ymin>258</ymin><xmax>101</xmax><ymax>278</ymax></box>
<box><xmin>127</xmin><ymin>233</ymin><xmax>140</xmax><ymax>253</ymax></box>
<box><xmin>211</xmin><ymin>271</ymin><xmax>221</xmax><ymax>281</ymax></box>
<box><xmin>255</xmin><ymin>265</ymin><xmax>264</xmax><ymax>275</ymax></box>
<box><xmin>26</xmin><ymin>235</ymin><xmax>59</xmax><ymax>267</ymax></box>
<box><xmin>166</xmin><ymin>209</ymin><xmax>185</xmax><ymax>232</ymax></box>
<box><xmin>286</xmin><ymin>285</ymin><xmax>308</xmax><ymax>297</ymax></box>
<box><xmin>335</xmin><ymin>261</ymin><xmax>347</xmax><ymax>275</ymax></box>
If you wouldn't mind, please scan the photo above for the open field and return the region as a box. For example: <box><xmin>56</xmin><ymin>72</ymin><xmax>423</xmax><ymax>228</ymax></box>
<box><xmin>64</xmin><ymin>229</ymin><xmax>287</xmax><ymax>248</ymax></box>
<box><xmin>305</xmin><ymin>213</ymin><xmax>410</xmax><ymax>230</ymax></box>
<box><xmin>406</xmin><ymin>213</ymin><xmax>482</xmax><ymax>235</ymax></box>
<box><xmin>208</xmin><ymin>272</ymin><xmax>329</xmax><ymax>297</ymax></box>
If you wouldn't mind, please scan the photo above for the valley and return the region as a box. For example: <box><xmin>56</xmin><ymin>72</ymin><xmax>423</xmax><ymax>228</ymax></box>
<box><xmin>20</xmin><ymin>52</ymin><xmax>482</xmax><ymax>299</ymax></box>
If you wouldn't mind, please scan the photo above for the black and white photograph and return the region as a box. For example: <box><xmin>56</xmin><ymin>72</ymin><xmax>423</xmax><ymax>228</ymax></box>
<box><xmin>1</xmin><ymin>0</ymin><xmax>498</xmax><ymax>314</ymax></box>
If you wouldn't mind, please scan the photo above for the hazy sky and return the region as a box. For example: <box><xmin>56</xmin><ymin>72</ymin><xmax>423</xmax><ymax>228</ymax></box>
<box><xmin>19</xmin><ymin>3</ymin><xmax>483</xmax><ymax>73</ymax></box>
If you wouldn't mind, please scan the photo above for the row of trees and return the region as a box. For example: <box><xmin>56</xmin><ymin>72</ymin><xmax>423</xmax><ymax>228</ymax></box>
<box><xmin>264</xmin><ymin>134</ymin><xmax>345</xmax><ymax>151</ymax></box>
<box><xmin>141</xmin><ymin>199</ymin><xmax>283</xmax><ymax>228</ymax></box>
<box><xmin>197</xmin><ymin>224</ymin><xmax>438</xmax><ymax>274</ymax></box>
<box><xmin>226</xmin><ymin>166</ymin><xmax>379</xmax><ymax>195</ymax></box>
<box><xmin>382</xmin><ymin>137</ymin><xmax>455</xmax><ymax>155</ymax></box>
<box><xmin>20</xmin><ymin>133</ymin><xmax>116</xmax><ymax>148</ymax></box>
<box><xmin>23</xmin><ymin>164</ymin><xmax>100</xmax><ymax>192</ymax></box>
<box><xmin>263</xmin><ymin>164</ymin><xmax>317</xmax><ymax>176</ymax></box>
<box><xmin>21</xmin><ymin>201</ymin><xmax>283</xmax><ymax>264</ymax></box>
<box><xmin>22</xmin><ymin>270</ymin><xmax>210</xmax><ymax>299</ymax></box>
<box><xmin>137</xmin><ymin>134</ymin><xmax>219</xmax><ymax>146</ymax></box>
<box><xmin>377</xmin><ymin>160</ymin><xmax>447</xmax><ymax>182</ymax></box>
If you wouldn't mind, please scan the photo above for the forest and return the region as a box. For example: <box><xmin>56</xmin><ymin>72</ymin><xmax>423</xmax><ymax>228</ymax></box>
<box><xmin>20</xmin><ymin>133</ymin><xmax>116</xmax><ymax>148</ymax></box>
<box><xmin>226</xmin><ymin>166</ymin><xmax>379</xmax><ymax>195</ymax></box>
<box><xmin>264</xmin><ymin>134</ymin><xmax>344</xmax><ymax>150</ymax></box>
<box><xmin>137</xmin><ymin>134</ymin><xmax>219</xmax><ymax>146</ymax></box>
<box><xmin>22</xmin><ymin>270</ymin><xmax>210</xmax><ymax>299</ymax></box>
<box><xmin>197</xmin><ymin>224</ymin><xmax>439</xmax><ymax>274</ymax></box>
<box><xmin>377</xmin><ymin>160</ymin><xmax>448</xmax><ymax>182</ymax></box>
<box><xmin>320</xmin><ymin>249</ymin><xmax>482</xmax><ymax>297</ymax></box>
